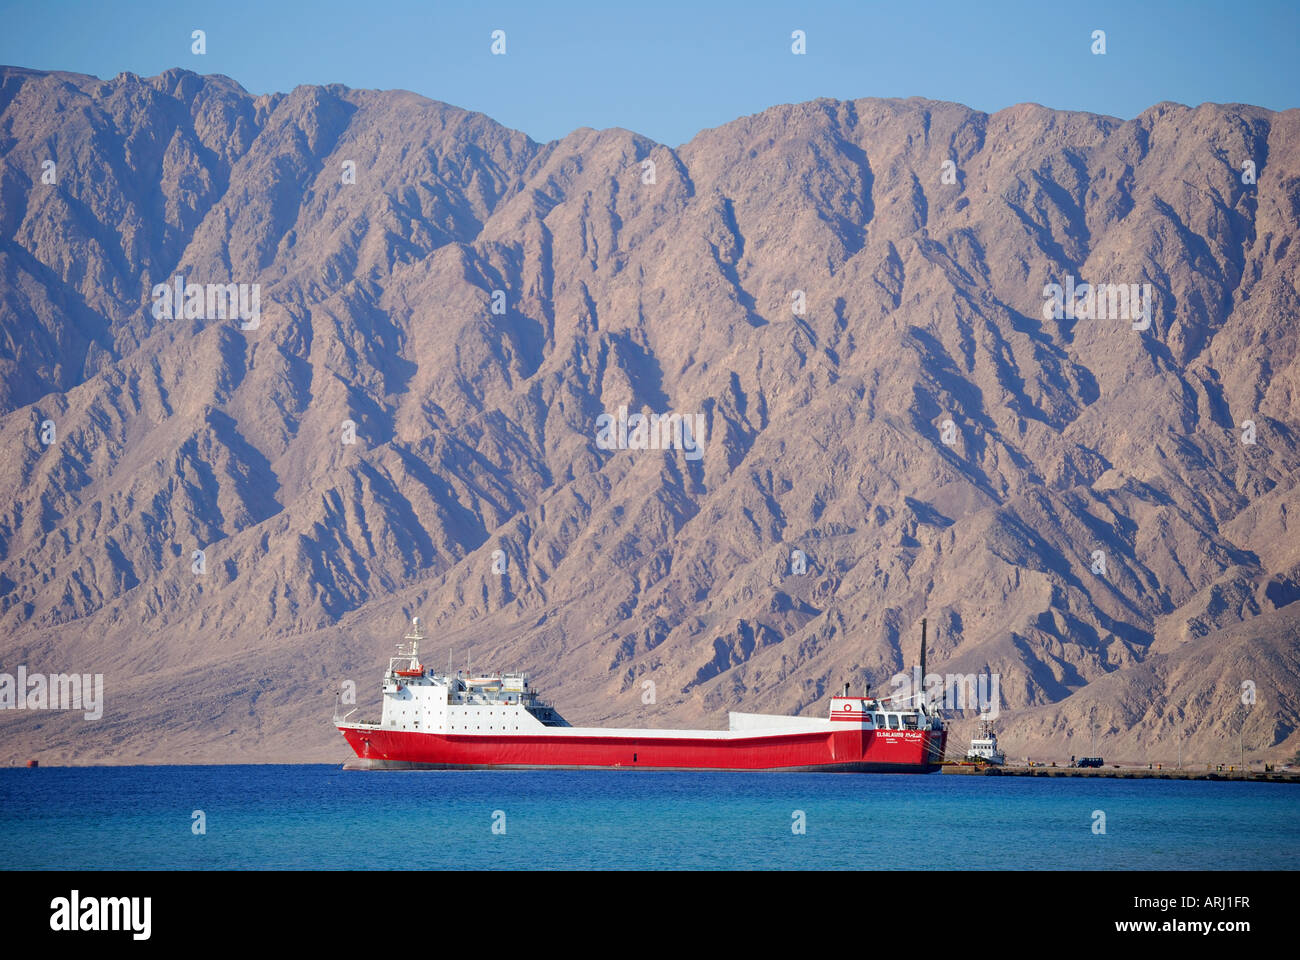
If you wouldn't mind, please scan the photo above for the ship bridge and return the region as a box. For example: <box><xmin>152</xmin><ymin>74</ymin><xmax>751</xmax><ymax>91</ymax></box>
<box><xmin>334</xmin><ymin>618</ymin><xmax>571</xmax><ymax>732</ymax></box>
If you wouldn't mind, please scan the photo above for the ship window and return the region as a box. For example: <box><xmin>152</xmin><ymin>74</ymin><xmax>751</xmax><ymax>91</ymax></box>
<box><xmin>888</xmin><ymin>714</ymin><xmax>900</xmax><ymax>729</ymax></box>
<box><xmin>875</xmin><ymin>714</ymin><xmax>885</xmax><ymax>726</ymax></box>
<box><xmin>903</xmin><ymin>715</ymin><xmax>918</xmax><ymax>729</ymax></box>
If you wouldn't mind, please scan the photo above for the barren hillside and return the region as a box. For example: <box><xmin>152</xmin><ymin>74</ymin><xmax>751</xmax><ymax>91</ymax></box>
<box><xmin>0</xmin><ymin>66</ymin><xmax>1296</xmax><ymax>765</ymax></box>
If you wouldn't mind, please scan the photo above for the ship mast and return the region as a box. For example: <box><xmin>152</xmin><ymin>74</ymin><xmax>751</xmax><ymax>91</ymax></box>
<box><xmin>920</xmin><ymin>617</ymin><xmax>927</xmax><ymax>711</ymax></box>
<box><xmin>401</xmin><ymin>616</ymin><xmax>423</xmax><ymax>663</ymax></box>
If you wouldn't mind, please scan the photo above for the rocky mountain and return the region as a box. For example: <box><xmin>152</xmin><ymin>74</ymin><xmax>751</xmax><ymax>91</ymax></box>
<box><xmin>0</xmin><ymin>65</ymin><xmax>1297</xmax><ymax>765</ymax></box>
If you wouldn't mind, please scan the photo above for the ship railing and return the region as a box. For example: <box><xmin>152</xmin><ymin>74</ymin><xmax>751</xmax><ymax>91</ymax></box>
<box><xmin>450</xmin><ymin>693</ymin><xmax>537</xmax><ymax>706</ymax></box>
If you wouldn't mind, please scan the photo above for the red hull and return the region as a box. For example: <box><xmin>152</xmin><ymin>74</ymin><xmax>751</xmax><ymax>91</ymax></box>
<box><xmin>340</xmin><ymin>725</ymin><xmax>946</xmax><ymax>773</ymax></box>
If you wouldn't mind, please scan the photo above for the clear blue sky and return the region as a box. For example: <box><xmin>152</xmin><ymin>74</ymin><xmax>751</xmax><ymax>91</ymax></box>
<box><xmin>1</xmin><ymin>0</ymin><xmax>1296</xmax><ymax>146</ymax></box>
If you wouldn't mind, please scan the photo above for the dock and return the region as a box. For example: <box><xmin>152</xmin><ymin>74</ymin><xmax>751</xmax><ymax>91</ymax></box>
<box><xmin>942</xmin><ymin>762</ymin><xmax>1300</xmax><ymax>783</ymax></box>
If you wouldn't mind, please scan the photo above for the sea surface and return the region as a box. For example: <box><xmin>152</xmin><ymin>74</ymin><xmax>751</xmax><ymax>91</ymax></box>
<box><xmin>2</xmin><ymin>765</ymin><xmax>1296</xmax><ymax>870</ymax></box>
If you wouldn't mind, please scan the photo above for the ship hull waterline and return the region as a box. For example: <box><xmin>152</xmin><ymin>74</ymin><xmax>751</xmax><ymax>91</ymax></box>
<box><xmin>339</xmin><ymin>724</ymin><xmax>947</xmax><ymax>773</ymax></box>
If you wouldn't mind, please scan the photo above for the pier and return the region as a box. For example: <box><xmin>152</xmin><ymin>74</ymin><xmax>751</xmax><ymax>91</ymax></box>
<box><xmin>942</xmin><ymin>762</ymin><xmax>1300</xmax><ymax>783</ymax></box>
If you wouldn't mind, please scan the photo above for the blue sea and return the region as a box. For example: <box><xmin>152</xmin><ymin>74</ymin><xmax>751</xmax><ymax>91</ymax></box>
<box><xmin>2</xmin><ymin>765</ymin><xmax>1296</xmax><ymax>870</ymax></box>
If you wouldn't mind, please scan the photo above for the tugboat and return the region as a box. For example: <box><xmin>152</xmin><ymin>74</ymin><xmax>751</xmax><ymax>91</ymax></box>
<box><xmin>336</xmin><ymin>618</ymin><xmax>947</xmax><ymax>773</ymax></box>
<box><xmin>965</xmin><ymin>717</ymin><xmax>1005</xmax><ymax>765</ymax></box>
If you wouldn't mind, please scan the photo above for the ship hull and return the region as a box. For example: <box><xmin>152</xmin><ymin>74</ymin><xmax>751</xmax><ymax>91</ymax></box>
<box><xmin>338</xmin><ymin>725</ymin><xmax>946</xmax><ymax>773</ymax></box>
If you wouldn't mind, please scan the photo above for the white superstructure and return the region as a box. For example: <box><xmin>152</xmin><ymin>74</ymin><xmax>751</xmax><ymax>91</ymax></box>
<box><xmin>966</xmin><ymin>718</ymin><xmax>1005</xmax><ymax>764</ymax></box>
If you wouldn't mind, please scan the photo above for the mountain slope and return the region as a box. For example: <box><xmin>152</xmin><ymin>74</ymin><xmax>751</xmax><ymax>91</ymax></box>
<box><xmin>0</xmin><ymin>67</ymin><xmax>1297</xmax><ymax>765</ymax></box>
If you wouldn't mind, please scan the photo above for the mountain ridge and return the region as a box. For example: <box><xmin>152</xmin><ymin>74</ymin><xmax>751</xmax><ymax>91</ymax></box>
<box><xmin>0</xmin><ymin>65</ymin><xmax>1296</xmax><ymax>765</ymax></box>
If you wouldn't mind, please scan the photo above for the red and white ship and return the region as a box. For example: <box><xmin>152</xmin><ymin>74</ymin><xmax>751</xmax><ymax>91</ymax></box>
<box><xmin>337</xmin><ymin>619</ymin><xmax>946</xmax><ymax>773</ymax></box>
